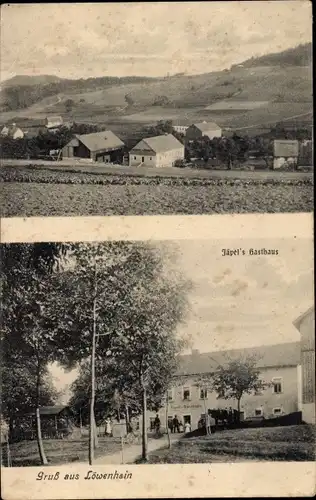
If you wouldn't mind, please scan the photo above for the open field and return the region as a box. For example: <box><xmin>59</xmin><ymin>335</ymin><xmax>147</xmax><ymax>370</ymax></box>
<box><xmin>143</xmin><ymin>425</ymin><xmax>316</xmax><ymax>463</ymax></box>
<box><xmin>1</xmin><ymin>437</ymin><xmax>125</xmax><ymax>467</ymax></box>
<box><xmin>1</xmin><ymin>165</ymin><xmax>313</xmax><ymax>216</ymax></box>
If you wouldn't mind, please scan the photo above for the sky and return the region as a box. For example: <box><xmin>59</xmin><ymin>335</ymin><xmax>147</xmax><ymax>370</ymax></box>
<box><xmin>1</xmin><ymin>2</ymin><xmax>312</xmax><ymax>81</ymax></box>
<box><xmin>50</xmin><ymin>236</ymin><xmax>313</xmax><ymax>402</ymax></box>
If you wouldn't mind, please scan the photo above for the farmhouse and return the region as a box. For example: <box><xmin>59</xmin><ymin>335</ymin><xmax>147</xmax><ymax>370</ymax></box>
<box><xmin>143</xmin><ymin>342</ymin><xmax>300</xmax><ymax>432</ymax></box>
<box><xmin>62</xmin><ymin>131</ymin><xmax>125</xmax><ymax>163</ymax></box>
<box><xmin>293</xmin><ymin>306</ymin><xmax>315</xmax><ymax>424</ymax></box>
<box><xmin>186</xmin><ymin>121</ymin><xmax>222</xmax><ymax>141</ymax></box>
<box><xmin>45</xmin><ymin>116</ymin><xmax>64</xmax><ymax>130</ymax></box>
<box><xmin>1</xmin><ymin>123</ymin><xmax>24</xmax><ymax>140</ymax></box>
<box><xmin>273</xmin><ymin>139</ymin><xmax>299</xmax><ymax>169</ymax></box>
<box><xmin>129</xmin><ymin>134</ymin><xmax>184</xmax><ymax>168</ymax></box>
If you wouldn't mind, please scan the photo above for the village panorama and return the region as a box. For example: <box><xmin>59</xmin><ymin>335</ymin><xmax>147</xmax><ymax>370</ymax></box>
<box><xmin>0</xmin><ymin>27</ymin><xmax>313</xmax><ymax>216</ymax></box>
<box><xmin>1</xmin><ymin>238</ymin><xmax>315</xmax><ymax>466</ymax></box>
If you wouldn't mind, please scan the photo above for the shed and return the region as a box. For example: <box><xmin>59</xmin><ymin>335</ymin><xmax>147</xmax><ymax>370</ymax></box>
<box><xmin>45</xmin><ymin>116</ymin><xmax>64</xmax><ymax>130</ymax></box>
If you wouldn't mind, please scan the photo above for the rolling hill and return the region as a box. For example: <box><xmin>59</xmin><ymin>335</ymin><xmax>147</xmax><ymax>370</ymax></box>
<box><xmin>0</xmin><ymin>43</ymin><xmax>312</xmax><ymax>135</ymax></box>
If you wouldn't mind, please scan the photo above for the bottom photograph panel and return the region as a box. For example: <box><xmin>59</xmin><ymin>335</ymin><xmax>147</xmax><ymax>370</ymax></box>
<box><xmin>1</xmin><ymin>236</ymin><xmax>314</xmax><ymax>473</ymax></box>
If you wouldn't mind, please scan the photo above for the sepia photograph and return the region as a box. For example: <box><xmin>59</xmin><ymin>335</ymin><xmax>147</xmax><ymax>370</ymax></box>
<box><xmin>0</xmin><ymin>1</ymin><xmax>313</xmax><ymax>217</ymax></box>
<box><xmin>1</xmin><ymin>237</ymin><xmax>314</xmax><ymax>470</ymax></box>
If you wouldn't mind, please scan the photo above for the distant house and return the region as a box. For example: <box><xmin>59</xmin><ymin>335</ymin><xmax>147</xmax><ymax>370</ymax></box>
<box><xmin>129</xmin><ymin>134</ymin><xmax>184</xmax><ymax>168</ymax></box>
<box><xmin>293</xmin><ymin>306</ymin><xmax>315</xmax><ymax>424</ymax></box>
<box><xmin>0</xmin><ymin>123</ymin><xmax>24</xmax><ymax>140</ymax></box>
<box><xmin>62</xmin><ymin>131</ymin><xmax>125</xmax><ymax>163</ymax></box>
<box><xmin>45</xmin><ymin>115</ymin><xmax>64</xmax><ymax>130</ymax></box>
<box><xmin>186</xmin><ymin>121</ymin><xmax>222</xmax><ymax>141</ymax></box>
<box><xmin>172</xmin><ymin>121</ymin><xmax>189</xmax><ymax>135</ymax></box>
<box><xmin>273</xmin><ymin>140</ymin><xmax>299</xmax><ymax>169</ymax></box>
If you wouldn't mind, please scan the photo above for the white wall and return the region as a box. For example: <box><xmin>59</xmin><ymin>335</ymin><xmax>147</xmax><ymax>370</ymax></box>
<box><xmin>129</xmin><ymin>152</ymin><xmax>157</xmax><ymax>167</ymax></box>
<box><xmin>156</xmin><ymin>147</ymin><xmax>184</xmax><ymax>167</ymax></box>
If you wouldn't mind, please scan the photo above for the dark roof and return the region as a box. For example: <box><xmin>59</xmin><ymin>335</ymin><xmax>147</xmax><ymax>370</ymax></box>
<box><xmin>76</xmin><ymin>131</ymin><xmax>124</xmax><ymax>152</ymax></box>
<box><xmin>176</xmin><ymin>342</ymin><xmax>300</xmax><ymax>376</ymax></box>
<box><xmin>293</xmin><ymin>306</ymin><xmax>314</xmax><ymax>331</ymax></box>
<box><xmin>38</xmin><ymin>406</ymin><xmax>71</xmax><ymax>416</ymax></box>
<box><xmin>131</xmin><ymin>134</ymin><xmax>183</xmax><ymax>153</ymax></box>
<box><xmin>274</xmin><ymin>140</ymin><xmax>299</xmax><ymax>157</ymax></box>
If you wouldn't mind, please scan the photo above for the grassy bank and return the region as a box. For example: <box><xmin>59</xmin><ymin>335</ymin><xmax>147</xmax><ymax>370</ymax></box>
<box><xmin>144</xmin><ymin>425</ymin><xmax>316</xmax><ymax>463</ymax></box>
<box><xmin>1</xmin><ymin>437</ymin><xmax>125</xmax><ymax>467</ymax></box>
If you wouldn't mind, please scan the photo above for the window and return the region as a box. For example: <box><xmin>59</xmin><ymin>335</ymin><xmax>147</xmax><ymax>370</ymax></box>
<box><xmin>150</xmin><ymin>157</ymin><xmax>152</xmax><ymax>160</ymax></box>
<box><xmin>255</xmin><ymin>408</ymin><xmax>263</xmax><ymax>417</ymax></box>
<box><xmin>134</xmin><ymin>156</ymin><xmax>136</xmax><ymax>160</ymax></box>
<box><xmin>272</xmin><ymin>377</ymin><xmax>283</xmax><ymax>394</ymax></box>
<box><xmin>167</xmin><ymin>389</ymin><xmax>174</xmax><ymax>401</ymax></box>
<box><xmin>183</xmin><ymin>386</ymin><xmax>191</xmax><ymax>401</ymax></box>
<box><xmin>199</xmin><ymin>388</ymin><xmax>208</xmax><ymax>400</ymax></box>
<box><xmin>273</xmin><ymin>407</ymin><xmax>282</xmax><ymax>415</ymax></box>
<box><xmin>142</xmin><ymin>156</ymin><xmax>145</xmax><ymax>162</ymax></box>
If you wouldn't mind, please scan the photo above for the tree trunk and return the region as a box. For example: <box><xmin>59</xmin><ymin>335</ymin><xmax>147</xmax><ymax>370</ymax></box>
<box><xmin>141</xmin><ymin>380</ymin><xmax>148</xmax><ymax>461</ymax></box>
<box><xmin>165</xmin><ymin>392</ymin><xmax>171</xmax><ymax>449</ymax></box>
<box><xmin>237</xmin><ymin>398</ymin><xmax>241</xmax><ymax>425</ymax></box>
<box><xmin>35</xmin><ymin>364</ymin><xmax>48</xmax><ymax>465</ymax></box>
<box><xmin>89</xmin><ymin>280</ymin><xmax>97</xmax><ymax>465</ymax></box>
<box><xmin>125</xmin><ymin>404</ymin><xmax>130</xmax><ymax>434</ymax></box>
<box><xmin>203</xmin><ymin>394</ymin><xmax>210</xmax><ymax>436</ymax></box>
<box><xmin>93</xmin><ymin>414</ymin><xmax>99</xmax><ymax>449</ymax></box>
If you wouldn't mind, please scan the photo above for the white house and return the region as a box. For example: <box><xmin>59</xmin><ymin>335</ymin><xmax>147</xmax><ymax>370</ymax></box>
<box><xmin>273</xmin><ymin>140</ymin><xmax>299</xmax><ymax>169</ymax></box>
<box><xmin>129</xmin><ymin>134</ymin><xmax>184</xmax><ymax>168</ymax></box>
<box><xmin>0</xmin><ymin>123</ymin><xmax>24</xmax><ymax>140</ymax></box>
<box><xmin>186</xmin><ymin>121</ymin><xmax>222</xmax><ymax>141</ymax></box>
<box><xmin>143</xmin><ymin>342</ymin><xmax>300</xmax><ymax>432</ymax></box>
<box><xmin>45</xmin><ymin>116</ymin><xmax>64</xmax><ymax>130</ymax></box>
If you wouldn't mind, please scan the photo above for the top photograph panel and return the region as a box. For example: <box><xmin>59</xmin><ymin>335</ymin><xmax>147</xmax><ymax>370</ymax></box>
<box><xmin>0</xmin><ymin>2</ymin><xmax>313</xmax><ymax>217</ymax></box>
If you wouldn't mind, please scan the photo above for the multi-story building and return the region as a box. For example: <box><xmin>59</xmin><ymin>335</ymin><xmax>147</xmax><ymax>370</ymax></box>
<box><xmin>144</xmin><ymin>342</ymin><xmax>300</xmax><ymax>431</ymax></box>
<box><xmin>293</xmin><ymin>306</ymin><xmax>315</xmax><ymax>423</ymax></box>
<box><xmin>129</xmin><ymin>134</ymin><xmax>184</xmax><ymax>168</ymax></box>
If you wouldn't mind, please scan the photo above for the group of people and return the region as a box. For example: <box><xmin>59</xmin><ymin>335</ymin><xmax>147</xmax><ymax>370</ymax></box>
<box><xmin>153</xmin><ymin>414</ymin><xmax>191</xmax><ymax>434</ymax></box>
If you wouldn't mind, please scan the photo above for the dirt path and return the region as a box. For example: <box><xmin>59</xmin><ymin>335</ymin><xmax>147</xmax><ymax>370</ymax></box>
<box><xmin>93</xmin><ymin>435</ymin><xmax>181</xmax><ymax>465</ymax></box>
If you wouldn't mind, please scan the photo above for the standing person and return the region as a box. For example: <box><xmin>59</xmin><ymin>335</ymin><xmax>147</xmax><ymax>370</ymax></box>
<box><xmin>172</xmin><ymin>415</ymin><xmax>180</xmax><ymax>433</ymax></box>
<box><xmin>154</xmin><ymin>414</ymin><xmax>161</xmax><ymax>435</ymax></box>
<box><xmin>105</xmin><ymin>417</ymin><xmax>112</xmax><ymax>437</ymax></box>
<box><xmin>184</xmin><ymin>421</ymin><xmax>191</xmax><ymax>434</ymax></box>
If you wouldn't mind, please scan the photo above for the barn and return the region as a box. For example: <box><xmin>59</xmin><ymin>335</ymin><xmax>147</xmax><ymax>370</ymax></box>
<box><xmin>62</xmin><ymin>131</ymin><xmax>125</xmax><ymax>163</ymax></box>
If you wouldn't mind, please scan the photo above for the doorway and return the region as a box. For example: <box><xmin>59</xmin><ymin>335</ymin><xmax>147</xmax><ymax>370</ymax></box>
<box><xmin>183</xmin><ymin>415</ymin><xmax>191</xmax><ymax>425</ymax></box>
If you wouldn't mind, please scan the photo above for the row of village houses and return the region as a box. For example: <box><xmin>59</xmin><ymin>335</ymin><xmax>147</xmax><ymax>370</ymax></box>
<box><xmin>1</xmin><ymin>117</ymin><xmax>312</xmax><ymax>169</ymax></box>
<box><xmin>7</xmin><ymin>305</ymin><xmax>313</xmax><ymax>441</ymax></box>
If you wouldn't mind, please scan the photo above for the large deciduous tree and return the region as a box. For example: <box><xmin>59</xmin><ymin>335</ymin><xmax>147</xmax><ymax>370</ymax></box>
<box><xmin>210</xmin><ymin>356</ymin><xmax>268</xmax><ymax>420</ymax></box>
<box><xmin>51</xmin><ymin>241</ymin><xmax>191</xmax><ymax>463</ymax></box>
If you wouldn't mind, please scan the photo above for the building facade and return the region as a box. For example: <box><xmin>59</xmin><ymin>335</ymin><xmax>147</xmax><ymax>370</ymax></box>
<box><xmin>186</xmin><ymin>121</ymin><xmax>222</xmax><ymax>141</ymax></box>
<box><xmin>144</xmin><ymin>342</ymin><xmax>300</xmax><ymax>431</ymax></box>
<box><xmin>129</xmin><ymin>134</ymin><xmax>184</xmax><ymax>168</ymax></box>
<box><xmin>62</xmin><ymin>131</ymin><xmax>125</xmax><ymax>163</ymax></box>
<box><xmin>293</xmin><ymin>306</ymin><xmax>315</xmax><ymax>423</ymax></box>
<box><xmin>273</xmin><ymin>140</ymin><xmax>299</xmax><ymax>169</ymax></box>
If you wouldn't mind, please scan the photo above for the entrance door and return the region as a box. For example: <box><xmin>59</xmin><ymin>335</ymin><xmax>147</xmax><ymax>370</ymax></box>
<box><xmin>183</xmin><ymin>415</ymin><xmax>191</xmax><ymax>425</ymax></box>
